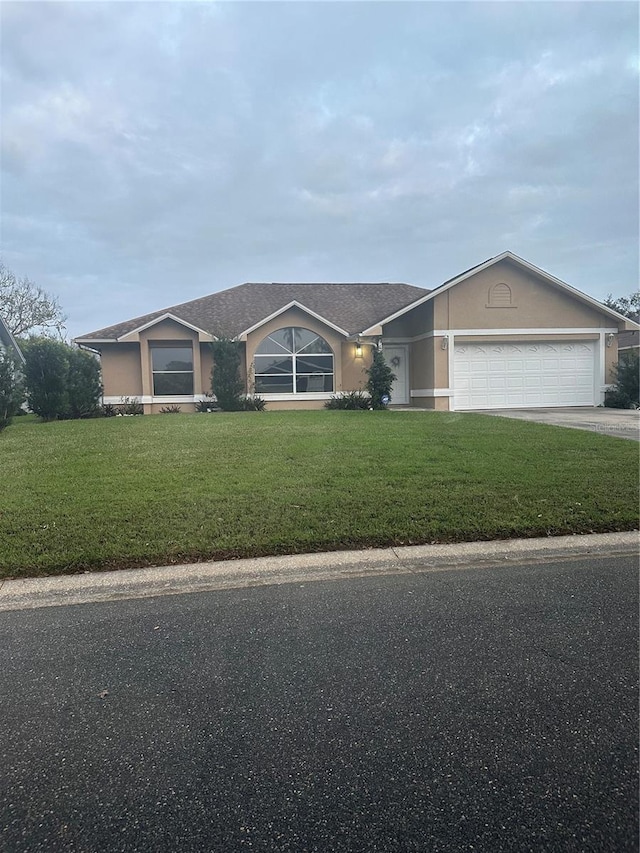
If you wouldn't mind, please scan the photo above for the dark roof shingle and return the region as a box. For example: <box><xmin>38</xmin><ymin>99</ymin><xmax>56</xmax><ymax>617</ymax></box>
<box><xmin>77</xmin><ymin>282</ymin><xmax>430</xmax><ymax>341</ymax></box>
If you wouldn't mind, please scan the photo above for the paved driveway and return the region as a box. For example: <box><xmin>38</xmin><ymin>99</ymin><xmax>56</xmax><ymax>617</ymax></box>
<box><xmin>475</xmin><ymin>407</ymin><xmax>640</xmax><ymax>440</ymax></box>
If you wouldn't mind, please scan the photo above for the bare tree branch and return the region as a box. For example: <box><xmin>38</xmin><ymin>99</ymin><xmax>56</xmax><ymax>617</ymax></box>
<box><xmin>0</xmin><ymin>262</ymin><xmax>67</xmax><ymax>337</ymax></box>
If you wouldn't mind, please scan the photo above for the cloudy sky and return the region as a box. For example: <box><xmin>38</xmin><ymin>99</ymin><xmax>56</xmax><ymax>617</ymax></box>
<box><xmin>1</xmin><ymin>1</ymin><xmax>638</xmax><ymax>338</ymax></box>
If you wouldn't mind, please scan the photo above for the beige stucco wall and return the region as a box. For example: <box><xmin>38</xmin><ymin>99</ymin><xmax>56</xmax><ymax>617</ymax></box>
<box><xmin>99</xmin><ymin>343</ymin><xmax>143</xmax><ymax>397</ymax></box>
<box><xmin>341</xmin><ymin>341</ymin><xmax>371</xmax><ymax>392</ymax></box>
<box><xmin>384</xmin><ymin>300</ymin><xmax>433</xmax><ymax>339</ymax></box>
<box><xmin>438</xmin><ymin>259</ymin><xmax>612</xmax><ymax>330</ymax></box>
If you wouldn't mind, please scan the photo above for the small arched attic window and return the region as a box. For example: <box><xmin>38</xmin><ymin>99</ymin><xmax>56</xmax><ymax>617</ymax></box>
<box><xmin>487</xmin><ymin>282</ymin><xmax>515</xmax><ymax>308</ymax></box>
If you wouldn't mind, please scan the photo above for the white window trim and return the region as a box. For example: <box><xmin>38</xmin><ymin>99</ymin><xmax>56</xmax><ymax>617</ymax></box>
<box><xmin>254</xmin><ymin>327</ymin><xmax>335</xmax><ymax>396</ymax></box>
<box><xmin>258</xmin><ymin>392</ymin><xmax>335</xmax><ymax>402</ymax></box>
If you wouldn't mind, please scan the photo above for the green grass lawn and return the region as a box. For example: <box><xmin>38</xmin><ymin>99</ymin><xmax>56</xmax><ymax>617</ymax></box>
<box><xmin>1</xmin><ymin>411</ymin><xmax>638</xmax><ymax>578</ymax></box>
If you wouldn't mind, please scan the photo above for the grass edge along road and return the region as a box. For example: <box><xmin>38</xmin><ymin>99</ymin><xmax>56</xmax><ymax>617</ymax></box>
<box><xmin>1</xmin><ymin>411</ymin><xmax>638</xmax><ymax>578</ymax></box>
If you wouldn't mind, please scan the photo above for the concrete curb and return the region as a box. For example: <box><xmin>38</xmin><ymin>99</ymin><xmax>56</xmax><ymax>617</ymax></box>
<box><xmin>1</xmin><ymin>531</ymin><xmax>638</xmax><ymax>612</ymax></box>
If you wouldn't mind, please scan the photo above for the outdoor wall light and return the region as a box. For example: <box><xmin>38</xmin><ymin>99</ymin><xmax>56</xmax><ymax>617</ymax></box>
<box><xmin>441</xmin><ymin>336</ymin><xmax>449</xmax><ymax>350</ymax></box>
<box><xmin>355</xmin><ymin>342</ymin><xmax>363</xmax><ymax>358</ymax></box>
<box><xmin>606</xmin><ymin>333</ymin><xmax>615</xmax><ymax>347</ymax></box>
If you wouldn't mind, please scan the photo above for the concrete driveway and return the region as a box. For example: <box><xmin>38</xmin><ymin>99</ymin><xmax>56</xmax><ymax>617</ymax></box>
<box><xmin>475</xmin><ymin>407</ymin><xmax>640</xmax><ymax>440</ymax></box>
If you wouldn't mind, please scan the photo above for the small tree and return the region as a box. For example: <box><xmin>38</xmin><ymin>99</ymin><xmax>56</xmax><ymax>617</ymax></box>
<box><xmin>0</xmin><ymin>349</ymin><xmax>23</xmax><ymax>432</ymax></box>
<box><xmin>66</xmin><ymin>348</ymin><xmax>102</xmax><ymax>418</ymax></box>
<box><xmin>211</xmin><ymin>337</ymin><xmax>244</xmax><ymax>411</ymax></box>
<box><xmin>605</xmin><ymin>350</ymin><xmax>639</xmax><ymax>409</ymax></box>
<box><xmin>365</xmin><ymin>347</ymin><xmax>396</xmax><ymax>410</ymax></box>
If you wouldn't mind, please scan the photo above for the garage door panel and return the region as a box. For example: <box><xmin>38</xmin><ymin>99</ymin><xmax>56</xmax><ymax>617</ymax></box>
<box><xmin>454</xmin><ymin>340</ymin><xmax>596</xmax><ymax>410</ymax></box>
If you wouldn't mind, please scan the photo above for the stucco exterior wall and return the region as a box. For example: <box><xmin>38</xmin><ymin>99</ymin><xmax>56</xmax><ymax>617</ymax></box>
<box><xmin>442</xmin><ymin>259</ymin><xmax>610</xmax><ymax>330</ymax></box>
<box><xmin>341</xmin><ymin>341</ymin><xmax>371</xmax><ymax>392</ymax></box>
<box><xmin>99</xmin><ymin>343</ymin><xmax>143</xmax><ymax>398</ymax></box>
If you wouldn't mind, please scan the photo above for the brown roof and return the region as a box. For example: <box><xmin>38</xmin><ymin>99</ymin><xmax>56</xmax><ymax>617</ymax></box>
<box><xmin>76</xmin><ymin>282</ymin><xmax>430</xmax><ymax>341</ymax></box>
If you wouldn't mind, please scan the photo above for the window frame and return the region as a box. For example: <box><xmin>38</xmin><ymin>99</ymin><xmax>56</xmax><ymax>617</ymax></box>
<box><xmin>254</xmin><ymin>327</ymin><xmax>334</xmax><ymax>395</ymax></box>
<box><xmin>150</xmin><ymin>343</ymin><xmax>195</xmax><ymax>396</ymax></box>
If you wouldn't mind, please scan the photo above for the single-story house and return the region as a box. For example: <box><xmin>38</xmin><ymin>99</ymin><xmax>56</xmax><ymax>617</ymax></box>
<box><xmin>0</xmin><ymin>315</ymin><xmax>25</xmax><ymax>366</ymax></box>
<box><xmin>74</xmin><ymin>251</ymin><xmax>639</xmax><ymax>414</ymax></box>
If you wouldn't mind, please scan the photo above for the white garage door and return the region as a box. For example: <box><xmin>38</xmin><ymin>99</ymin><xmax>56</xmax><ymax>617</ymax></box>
<box><xmin>453</xmin><ymin>341</ymin><xmax>596</xmax><ymax>410</ymax></box>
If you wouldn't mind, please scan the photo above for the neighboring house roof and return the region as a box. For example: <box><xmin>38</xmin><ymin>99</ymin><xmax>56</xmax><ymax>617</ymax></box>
<box><xmin>75</xmin><ymin>282</ymin><xmax>430</xmax><ymax>342</ymax></box>
<box><xmin>361</xmin><ymin>251</ymin><xmax>640</xmax><ymax>335</ymax></box>
<box><xmin>0</xmin><ymin>315</ymin><xmax>26</xmax><ymax>364</ymax></box>
<box><xmin>618</xmin><ymin>329</ymin><xmax>639</xmax><ymax>350</ymax></box>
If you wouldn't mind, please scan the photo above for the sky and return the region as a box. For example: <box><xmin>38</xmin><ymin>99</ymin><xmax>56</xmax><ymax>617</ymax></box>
<box><xmin>1</xmin><ymin>1</ymin><xmax>638</xmax><ymax>339</ymax></box>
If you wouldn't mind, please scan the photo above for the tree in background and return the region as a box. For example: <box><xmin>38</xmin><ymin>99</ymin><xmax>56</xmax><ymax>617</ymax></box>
<box><xmin>603</xmin><ymin>292</ymin><xmax>640</xmax><ymax>321</ymax></box>
<box><xmin>22</xmin><ymin>338</ymin><xmax>102</xmax><ymax>420</ymax></box>
<box><xmin>0</xmin><ymin>262</ymin><xmax>66</xmax><ymax>338</ymax></box>
<box><xmin>0</xmin><ymin>350</ymin><xmax>23</xmax><ymax>432</ymax></box>
<box><xmin>211</xmin><ymin>337</ymin><xmax>244</xmax><ymax>411</ymax></box>
<box><xmin>365</xmin><ymin>347</ymin><xmax>396</xmax><ymax>410</ymax></box>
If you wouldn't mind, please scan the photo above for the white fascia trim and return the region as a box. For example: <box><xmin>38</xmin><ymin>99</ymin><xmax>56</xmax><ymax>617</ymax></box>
<box><xmin>238</xmin><ymin>302</ymin><xmax>349</xmax><ymax>340</ymax></box>
<box><xmin>410</xmin><ymin>389</ymin><xmax>453</xmax><ymax>398</ymax></box>
<box><xmin>438</xmin><ymin>327</ymin><xmax>618</xmax><ymax>337</ymax></box>
<box><xmin>260</xmin><ymin>392</ymin><xmax>335</xmax><ymax>402</ymax></box>
<box><xmin>74</xmin><ymin>338</ymin><xmax>116</xmax><ymax>345</ymax></box>
<box><xmin>360</xmin><ymin>251</ymin><xmax>639</xmax><ymax>335</ymax></box>
<box><xmin>117</xmin><ymin>313</ymin><xmax>214</xmax><ymax>341</ymax></box>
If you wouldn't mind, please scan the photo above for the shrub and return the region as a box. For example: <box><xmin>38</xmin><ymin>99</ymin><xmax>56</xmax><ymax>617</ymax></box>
<box><xmin>22</xmin><ymin>337</ymin><xmax>70</xmax><ymax>421</ymax></box>
<box><xmin>365</xmin><ymin>348</ymin><xmax>396</xmax><ymax>409</ymax></box>
<box><xmin>324</xmin><ymin>390</ymin><xmax>371</xmax><ymax>410</ymax></box>
<box><xmin>195</xmin><ymin>395</ymin><xmax>219</xmax><ymax>413</ymax></box>
<box><xmin>241</xmin><ymin>395</ymin><xmax>266</xmax><ymax>411</ymax></box>
<box><xmin>159</xmin><ymin>405</ymin><xmax>182</xmax><ymax>414</ymax></box>
<box><xmin>66</xmin><ymin>348</ymin><xmax>102</xmax><ymax>418</ymax></box>
<box><xmin>116</xmin><ymin>396</ymin><xmax>144</xmax><ymax>416</ymax></box>
<box><xmin>101</xmin><ymin>404</ymin><xmax>117</xmax><ymax>417</ymax></box>
<box><xmin>605</xmin><ymin>350</ymin><xmax>639</xmax><ymax>409</ymax></box>
<box><xmin>211</xmin><ymin>338</ymin><xmax>244</xmax><ymax>411</ymax></box>
<box><xmin>21</xmin><ymin>338</ymin><xmax>103</xmax><ymax>421</ymax></box>
<box><xmin>0</xmin><ymin>349</ymin><xmax>23</xmax><ymax>432</ymax></box>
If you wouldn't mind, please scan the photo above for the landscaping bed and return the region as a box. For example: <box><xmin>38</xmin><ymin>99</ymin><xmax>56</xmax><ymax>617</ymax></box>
<box><xmin>1</xmin><ymin>411</ymin><xmax>638</xmax><ymax>578</ymax></box>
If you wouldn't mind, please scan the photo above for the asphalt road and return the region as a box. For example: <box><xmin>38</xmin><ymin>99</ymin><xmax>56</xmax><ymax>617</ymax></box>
<box><xmin>1</xmin><ymin>554</ymin><xmax>637</xmax><ymax>852</ymax></box>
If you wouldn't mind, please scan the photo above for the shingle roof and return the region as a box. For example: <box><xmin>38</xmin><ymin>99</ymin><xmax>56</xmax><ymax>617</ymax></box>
<box><xmin>76</xmin><ymin>282</ymin><xmax>430</xmax><ymax>341</ymax></box>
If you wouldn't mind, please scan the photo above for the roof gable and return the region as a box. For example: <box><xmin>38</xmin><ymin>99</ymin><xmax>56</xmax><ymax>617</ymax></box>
<box><xmin>361</xmin><ymin>251</ymin><xmax>640</xmax><ymax>334</ymax></box>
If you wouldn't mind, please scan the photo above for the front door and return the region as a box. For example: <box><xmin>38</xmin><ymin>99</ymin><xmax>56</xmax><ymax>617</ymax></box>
<box><xmin>382</xmin><ymin>345</ymin><xmax>409</xmax><ymax>405</ymax></box>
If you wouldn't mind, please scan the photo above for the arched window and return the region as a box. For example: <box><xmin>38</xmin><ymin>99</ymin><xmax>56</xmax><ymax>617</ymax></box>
<box><xmin>254</xmin><ymin>327</ymin><xmax>334</xmax><ymax>394</ymax></box>
<box><xmin>487</xmin><ymin>282</ymin><xmax>513</xmax><ymax>307</ymax></box>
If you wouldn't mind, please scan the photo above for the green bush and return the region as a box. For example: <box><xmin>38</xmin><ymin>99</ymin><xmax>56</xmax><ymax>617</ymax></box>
<box><xmin>22</xmin><ymin>337</ymin><xmax>102</xmax><ymax>421</ymax></box>
<box><xmin>22</xmin><ymin>338</ymin><xmax>70</xmax><ymax>421</ymax></box>
<box><xmin>159</xmin><ymin>405</ymin><xmax>182</xmax><ymax>414</ymax></box>
<box><xmin>0</xmin><ymin>349</ymin><xmax>23</xmax><ymax>432</ymax></box>
<box><xmin>365</xmin><ymin>348</ymin><xmax>396</xmax><ymax>409</ymax></box>
<box><xmin>211</xmin><ymin>338</ymin><xmax>244</xmax><ymax>411</ymax></box>
<box><xmin>605</xmin><ymin>350</ymin><xmax>639</xmax><ymax>409</ymax></box>
<box><xmin>324</xmin><ymin>390</ymin><xmax>372</xmax><ymax>410</ymax></box>
<box><xmin>66</xmin><ymin>348</ymin><xmax>102</xmax><ymax>418</ymax></box>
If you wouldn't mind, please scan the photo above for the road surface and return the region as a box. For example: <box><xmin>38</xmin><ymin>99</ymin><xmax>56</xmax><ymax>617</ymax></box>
<box><xmin>1</xmin><ymin>554</ymin><xmax>637</xmax><ymax>852</ymax></box>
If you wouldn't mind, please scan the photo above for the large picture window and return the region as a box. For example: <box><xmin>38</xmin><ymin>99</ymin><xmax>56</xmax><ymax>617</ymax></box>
<box><xmin>254</xmin><ymin>327</ymin><xmax>334</xmax><ymax>394</ymax></box>
<box><xmin>151</xmin><ymin>345</ymin><xmax>194</xmax><ymax>395</ymax></box>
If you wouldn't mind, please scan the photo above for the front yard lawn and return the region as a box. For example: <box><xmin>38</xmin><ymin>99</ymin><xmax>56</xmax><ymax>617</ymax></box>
<box><xmin>1</xmin><ymin>411</ymin><xmax>638</xmax><ymax>578</ymax></box>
